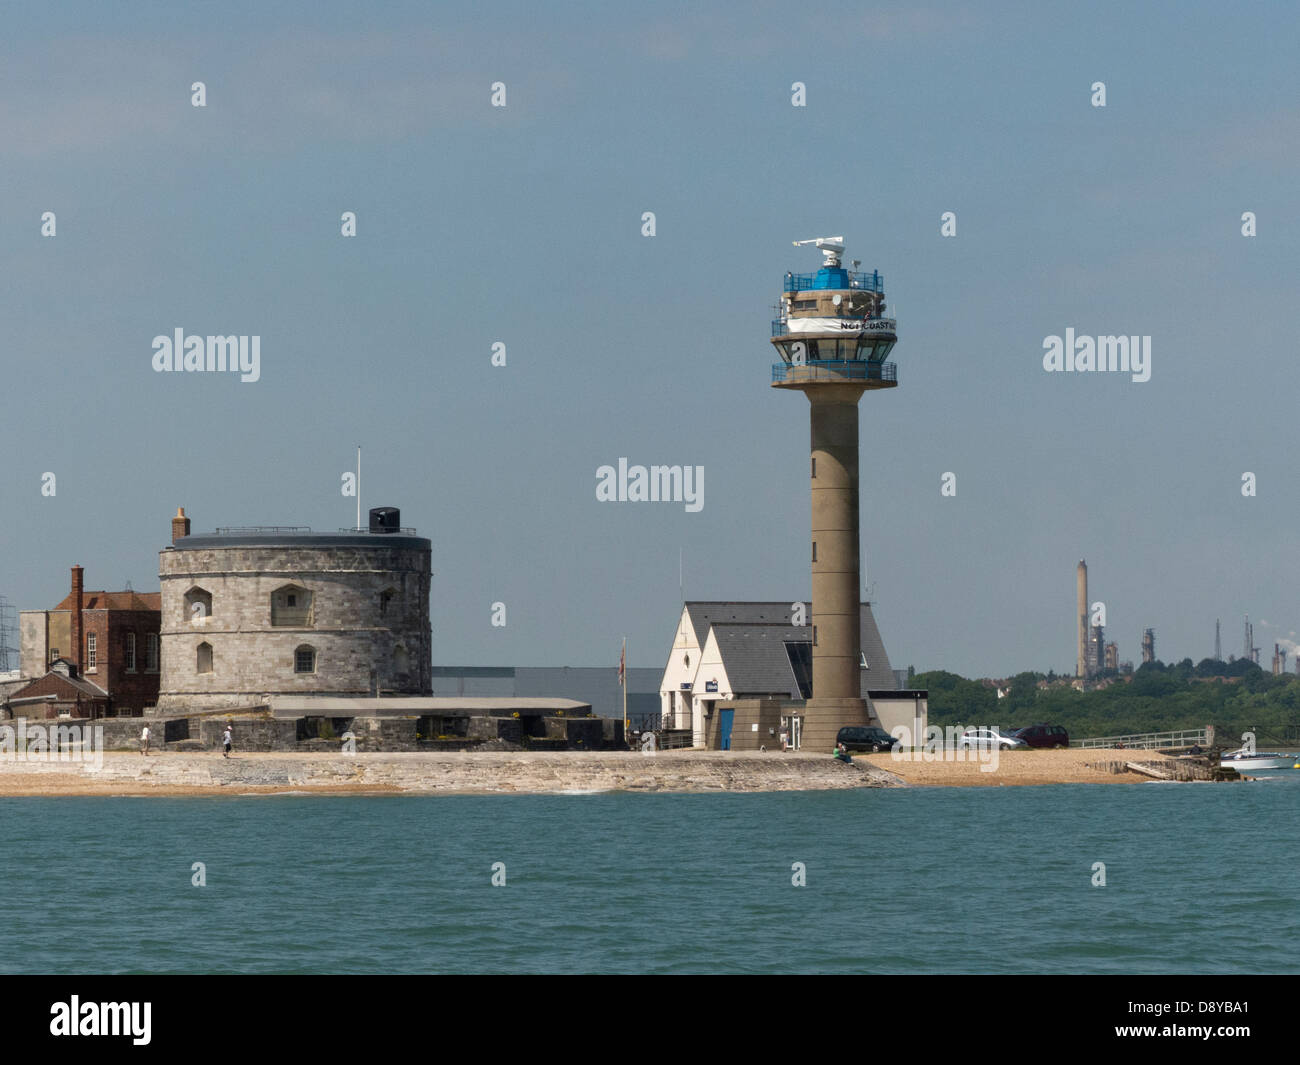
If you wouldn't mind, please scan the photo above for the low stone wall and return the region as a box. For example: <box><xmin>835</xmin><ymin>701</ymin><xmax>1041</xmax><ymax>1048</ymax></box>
<box><xmin>0</xmin><ymin>750</ymin><xmax>905</xmax><ymax>794</ymax></box>
<box><xmin>8</xmin><ymin>709</ymin><xmax>627</xmax><ymax>754</ymax></box>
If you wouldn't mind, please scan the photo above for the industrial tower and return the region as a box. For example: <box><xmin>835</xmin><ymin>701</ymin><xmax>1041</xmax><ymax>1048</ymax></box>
<box><xmin>770</xmin><ymin>237</ymin><xmax>898</xmax><ymax>750</ymax></box>
<box><xmin>1076</xmin><ymin>561</ymin><xmax>1089</xmax><ymax>679</ymax></box>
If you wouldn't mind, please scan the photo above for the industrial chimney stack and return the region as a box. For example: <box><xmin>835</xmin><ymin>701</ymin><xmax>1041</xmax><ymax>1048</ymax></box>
<box><xmin>1076</xmin><ymin>560</ymin><xmax>1088</xmax><ymax>679</ymax></box>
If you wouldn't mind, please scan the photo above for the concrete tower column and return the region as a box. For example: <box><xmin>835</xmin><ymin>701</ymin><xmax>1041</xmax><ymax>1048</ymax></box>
<box><xmin>802</xmin><ymin>387</ymin><xmax>872</xmax><ymax>751</ymax></box>
<box><xmin>769</xmin><ymin>239</ymin><xmax>898</xmax><ymax>754</ymax></box>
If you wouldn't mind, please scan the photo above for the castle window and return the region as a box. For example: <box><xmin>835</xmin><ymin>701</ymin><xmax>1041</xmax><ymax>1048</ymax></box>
<box><xmin>197</xmin><ymin>642</ymin><xmax>213</xmax><ymax>674</ymax></box>
<box><xmin>271</xmin><ymin>585</ymin><xmax>313</xmax><ymax>627</ymax></box>
<box><xmin>393</xmin><ymin>643</ymin><xmax>409</xmax><ymax>675</ymax></box>
<box><xmin>146</xmin><ymin>634</ymin><xmax>159</xmax><ymax>672</ymax></box>
<box><xmin>86</xmin><ymin>633</ymin><xmax>97</xmax><ymax>670</ymax></box>
<box><xmin>125</xmin><ymin>633</ymin><xmax>136</xmax><ymax>672</ymax></box>
<box><xmin>294</xmin><ymin>645</ymin><xmax>316</xmax><ymax>674</ymax></box>
<box><xmin>380</xmin><ymin>588</ymin><xmax>396</xmax><ymax>616</ymax></box>
<box><xmin>185</xmin><ymin>586</ymin><xmax>213</xmax><ymax>620</ymax></box>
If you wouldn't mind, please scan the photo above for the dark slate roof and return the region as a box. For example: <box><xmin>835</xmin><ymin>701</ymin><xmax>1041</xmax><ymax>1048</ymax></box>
<box><xmin>684</xmin><ymin>600</ymin><xmax>897</xmax><ymax>697</ymax></box>
<box><xmin>172</xmin><ymin>532</ymin><xmax>430</xmax><ymax>550</ymax></box>
<box><xmin>860</xmin><ymin>602</ymin><xmax>896</xmax><ymax>692</ymax></box>
<box><xmin>707</xmin><ymin>624</ymin><xmax>809</xmax><ymax>697</ymax></box>
<box><xmin>683</xmin><ymin>602</ymin><xmax>809</xmax><ymax>649</ymax></box>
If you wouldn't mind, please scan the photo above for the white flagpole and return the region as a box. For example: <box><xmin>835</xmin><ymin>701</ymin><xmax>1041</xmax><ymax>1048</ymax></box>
<box><xmin>622</xmin><ymin>636</ymin><xmax>628</xmax><ymax>729</ymax></box>
<box><xmin>356</xmin><ymin>446</ymin><xmax>361</xmax><ymax>530</ymax></box>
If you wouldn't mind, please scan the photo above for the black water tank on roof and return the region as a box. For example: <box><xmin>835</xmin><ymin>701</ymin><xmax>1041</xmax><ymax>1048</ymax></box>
<box><xmin>369</xmin><ymin>507</ymin><xmax>400</xmax><ymax>533</ymax></box>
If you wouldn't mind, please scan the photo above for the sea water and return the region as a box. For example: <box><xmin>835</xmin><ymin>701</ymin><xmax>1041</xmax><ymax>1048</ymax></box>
<box><xmin>1</xmin><ymin>775</ymin><xmax>1297</xmax><ymax>974</ymax></box>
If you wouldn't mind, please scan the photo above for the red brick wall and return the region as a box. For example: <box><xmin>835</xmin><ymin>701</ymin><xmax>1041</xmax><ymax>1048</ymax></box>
<box><xmin>81</xmin><ymin>609</ymin><xmax>161</xmax><ymax>714</ymax></box>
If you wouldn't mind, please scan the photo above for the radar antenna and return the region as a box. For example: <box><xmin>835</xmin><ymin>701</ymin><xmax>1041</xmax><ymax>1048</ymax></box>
<box><xmin>792</xmin><ymin>236</ymin><xmax>845</xmax><ymax>267</ymax></box>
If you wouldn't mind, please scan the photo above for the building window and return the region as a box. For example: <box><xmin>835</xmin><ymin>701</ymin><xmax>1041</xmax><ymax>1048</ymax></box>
<box><xmin>294</xmin><ymin>645</ymin><xmax>316</xmax><ymax>674</ymax></box>
<box><xmin>271</xmin><ymin>585</ymin><xmax>313</xmax><ymax>627</ymax></box>
<box><xmin>811</xmin><ymin>456</ymin><xmax>816</xmax><ymax>478</ymax></box>
<box><xmin>813</xmin><ymin>625</ymin><xmax>818</xmax><ymax>646</ymax></box>
<box><xmin>185</xmin><ymin>586</ymin><xmax>213</xmax><ymax>620</ymax></box>
<box><xmin>811</xmin><ymin>541</ymin><xmax>817</xmax><ymax>563</ymax></box>
<box><xmin>49</xmin><ymin>648</ymin><xmax>59</xmax><ymax>664</ymax></box>
<box><xmin>380</xmin><ymin>588</ymin><xmax>395</xmax><ymax>616</ymax></box>
<box><xmin>146</xmin><ymin>633</ymin><xmax>159</xmax><ymax>672</ymax></box>
<box><xmin>197</xmin><ymin>642</ymin><xmax>213</xmax><ymax>674</ymax></box>
<box><xmin>86</xmin><ymin>633</ymin><xmax>97</xmax><ymax>670</ymax></box>
<box><xmin>125</xmin><ymin>633</ymin><xmax>137</xmax><ymax>672</ymax></box>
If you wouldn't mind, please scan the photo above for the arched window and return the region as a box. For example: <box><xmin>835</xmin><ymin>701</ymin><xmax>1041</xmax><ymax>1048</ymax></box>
<box><xmin>379</xmin><ymin>587</ymin><xmax>397</xmax><ymax>617</ymax></box>
<box><xmin>271</xmin><ymin>585</ymin><xmax>313</xmax><ymax>627</ymax></box>
<box><xmin>294</xmin><ymin>645</ymin><xmax>316</xmax><ymax>674</ymax></box>
<box><xmin>197</xmin><ymin>642</ymin><xmax>213</xmax><ymax>674</ymax></box>
<box><xmin>185</xmin><ymin>586</ymin><xmax>213</xmax><ymax>621</ymax></box>
<box><xmin>393</xmin><ymin>643</ymin><xmax>410</xmax><ymax>675</ymax></box>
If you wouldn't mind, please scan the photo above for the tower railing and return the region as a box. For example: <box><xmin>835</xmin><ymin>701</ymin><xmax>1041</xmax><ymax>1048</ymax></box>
<box><xmin>783</xmin><ymin>270</ymin><xmax>882</xmax><ymax>293</ymax></box>
<box><xmin>772</xmin><ymin>361</ymin><xmax>896</xmax><ymax>384</ymax></box>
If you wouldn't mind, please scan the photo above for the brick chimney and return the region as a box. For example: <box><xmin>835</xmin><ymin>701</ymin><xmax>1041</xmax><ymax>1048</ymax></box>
<box><xmin>70</xmin><ymin>565</ymin><xmax>84</xmax><ymax>672</ymax></box>
<box><xmin>172</xmin><ymin>506</ymin><xmax>191</xmax><ymax>545</ymax></box>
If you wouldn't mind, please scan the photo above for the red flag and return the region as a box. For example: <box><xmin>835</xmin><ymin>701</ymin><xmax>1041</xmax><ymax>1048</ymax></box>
<box><xmin>618</xmin><ymin>643</ymin><xmax>625</xmax><ymax>686</ymax></box>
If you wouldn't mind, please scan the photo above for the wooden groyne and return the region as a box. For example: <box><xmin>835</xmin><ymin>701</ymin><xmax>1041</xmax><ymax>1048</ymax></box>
<box><xmin>1084</xmin><ymin>758</ymin><xmax>1238</xmax><ymax>781</ymax></box>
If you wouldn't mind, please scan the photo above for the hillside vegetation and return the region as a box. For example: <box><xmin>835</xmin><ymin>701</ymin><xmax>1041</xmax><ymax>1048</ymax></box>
<box><xmin>912</xmin><ymin>659</ymin><xmax>1300</xmax><ymax>747</ymax></box>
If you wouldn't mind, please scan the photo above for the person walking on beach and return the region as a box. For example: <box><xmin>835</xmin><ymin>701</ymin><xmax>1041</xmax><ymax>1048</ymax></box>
<box><xmin>222</xmin><ymin>725</ymin><xmax>233</xmax><ymax>759</ymax></box>
<box><xmin>140</xmin><ymin>724</ymin><xmax>150</xmax><ymax>756</ymax></box>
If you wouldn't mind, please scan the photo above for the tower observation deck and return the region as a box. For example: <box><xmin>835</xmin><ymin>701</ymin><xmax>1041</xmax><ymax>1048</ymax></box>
<box><xmin>770</xmin><ymin>237</ymin><xmax>902</xmax><ymax>751</ymax></box>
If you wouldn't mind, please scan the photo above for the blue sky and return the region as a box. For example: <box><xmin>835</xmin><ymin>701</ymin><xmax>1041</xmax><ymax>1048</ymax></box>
<box><xmin>2</xmin><ymin>1</ymin><xmax>1297</xmax><ymax>677</ymax></box>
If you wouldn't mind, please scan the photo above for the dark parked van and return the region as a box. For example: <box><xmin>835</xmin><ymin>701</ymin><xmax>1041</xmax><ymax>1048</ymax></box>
<box><xmin>836</xmin><ymin>726</ymin><xmax>898</xmax><ymax>752</ymax></box>
<box><xmin>1011</xmin><ymin>724</ymin><xmax>1069</xmax><ymax>748</ymax></box>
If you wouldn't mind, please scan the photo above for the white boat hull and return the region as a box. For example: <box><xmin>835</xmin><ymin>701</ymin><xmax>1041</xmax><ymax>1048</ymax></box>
<box><xmin>1221</xmin><ymin>754</ymin><xmax>1294</xmax><ymax>771</ymax></box>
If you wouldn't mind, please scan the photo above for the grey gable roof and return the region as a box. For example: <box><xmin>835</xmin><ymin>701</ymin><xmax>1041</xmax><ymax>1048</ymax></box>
<box><xmin>707</xmin><ymin>624</ymin><xmax>809</xmax><ymax>697</ymax></box>
<box><xmin>860</xmin><ymin>602</ymin><xmax>896</xmax><ymax>692</ymax></box>
<box><xmin>682</xmin><ymin>601</ymin><xmax>897</xmax><ymax>697</ymax></box>
<box><xmin>683</xmin><ymin>602</ymin><xmax>808</xmax><ymax>649</ymax></box>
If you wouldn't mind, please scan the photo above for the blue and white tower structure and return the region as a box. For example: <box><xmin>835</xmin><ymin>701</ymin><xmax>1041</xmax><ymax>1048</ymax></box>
<box><xmin>770</xmin><ymin>237</ymin><xmax>899</xmax><ymax>751</ymax></box>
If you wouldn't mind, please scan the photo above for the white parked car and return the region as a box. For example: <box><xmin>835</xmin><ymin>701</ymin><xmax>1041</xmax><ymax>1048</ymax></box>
<box><xmin>959</xmin><ymin>727</ymin><xmax>1027</xmax><ymax>751</ymax></box>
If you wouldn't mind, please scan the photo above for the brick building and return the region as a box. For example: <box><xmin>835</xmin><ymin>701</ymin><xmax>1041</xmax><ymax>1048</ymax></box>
<box><xmin>18</xmin><ymin>566</ymin><xmax>162</xmax><ymax>717</ymax></box>
<box><xmin>5</xmin><ymin>658</ymin><xmax>110</xmax><ymax>718</ymax></box>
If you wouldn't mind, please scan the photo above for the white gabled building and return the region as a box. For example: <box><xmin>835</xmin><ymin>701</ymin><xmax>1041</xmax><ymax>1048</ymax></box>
<box><xmin>659</xmin><ymin>600</ymin><xmax>922</xmax><ymax>749</ymax></box>
<box><xmin>661</xmin><ymin>602</ymin><xmax>802</xmax><ymax>743</ymax></box>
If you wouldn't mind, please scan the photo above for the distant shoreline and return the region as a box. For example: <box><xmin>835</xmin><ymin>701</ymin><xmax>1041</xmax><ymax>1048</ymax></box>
<box><xmin>0</xmin><ymin>748</ymin><xmax>1224</xmax><ymax>796</ymax></box>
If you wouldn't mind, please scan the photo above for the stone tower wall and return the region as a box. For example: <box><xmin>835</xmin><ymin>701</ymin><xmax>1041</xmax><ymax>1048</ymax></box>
<box><xmin>157</xmin><ymin>543</ymin><xmax>431</xmax><ymax>710</ymax></box>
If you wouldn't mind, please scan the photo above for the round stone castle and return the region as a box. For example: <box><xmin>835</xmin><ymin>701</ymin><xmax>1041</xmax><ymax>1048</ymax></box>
<box><xmin>157</xmin><ymin>507</ymin><xmax>432</xmax><ymax>711</ymax></box>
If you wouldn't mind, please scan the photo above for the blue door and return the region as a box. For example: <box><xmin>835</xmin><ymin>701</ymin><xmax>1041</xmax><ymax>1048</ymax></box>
<box><xmin>718</xmin><ymin>708</ymin><xmax>734</xmax><ymax>751</ymax></box>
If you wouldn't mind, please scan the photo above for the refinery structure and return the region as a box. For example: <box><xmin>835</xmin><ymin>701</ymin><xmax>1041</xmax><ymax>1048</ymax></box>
<box><xmin>1071</xmin><ymin>564</ymin><xmax>1288</xmax><ymax>682</ymax></box>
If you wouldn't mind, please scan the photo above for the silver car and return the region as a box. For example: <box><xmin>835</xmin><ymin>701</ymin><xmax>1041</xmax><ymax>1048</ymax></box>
<box><xmin>959</xmin><ymin>727</ymin><xmax>1027</xmax><ymax>751</ymax></box>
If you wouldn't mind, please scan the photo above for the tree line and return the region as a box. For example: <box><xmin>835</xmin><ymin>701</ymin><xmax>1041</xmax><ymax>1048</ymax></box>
<box><xmin>911</xmin><ymin>659</ymin><xmax>1300</xmax><ymax>747</ymax></box>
